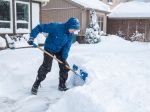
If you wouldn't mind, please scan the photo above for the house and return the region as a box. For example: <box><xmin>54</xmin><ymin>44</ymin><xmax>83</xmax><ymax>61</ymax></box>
<box><xmin>102</xmin><ymin>0</ymin><xmax>121</xmax><ymax>9</ymax></box>
<box><xmin>0</xmin><ymin>0</ymin><xmax>49</xmax><ymax>37</ymax></box>
<box><xmin>41</xmin><ymin>0</ymin><xmax>110</xmax><ymax>43</ymax></box>
<box><xmin>107</xmin><ymin>1</ymin><xmax>150</xmax><ymax>42</ymax></box>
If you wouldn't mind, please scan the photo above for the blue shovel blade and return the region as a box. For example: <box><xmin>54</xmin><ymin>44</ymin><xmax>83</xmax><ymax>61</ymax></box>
<box><xmin>80</xmin><ymin>70</ymin><xmax>88</xmax><ymax>81</ymax></box>
<box><xmin>72</xmin><ymin>64</ymin><xmax>88</xmax><ymax>81</ymax></box>
<box><xmin>73</xmin><ymin>64</ymin><xmax>78</xmax><ymax>71</ymax></box>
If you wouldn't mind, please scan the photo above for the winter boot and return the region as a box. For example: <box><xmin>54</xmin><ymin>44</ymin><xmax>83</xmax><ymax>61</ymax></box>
<box><xmin>31</xmin><ymin>79</ymin><xmax>41</xmax><ymax>95</ymax></box>
<box><xmin>58</xmin><ymin>83</ymin><xmax>68</xmax><ymax>91</ymax></box>
<box><xmin>58</xmin><ymin>78</ymin><xmax>68</xmax><ymax>91</ymax></box>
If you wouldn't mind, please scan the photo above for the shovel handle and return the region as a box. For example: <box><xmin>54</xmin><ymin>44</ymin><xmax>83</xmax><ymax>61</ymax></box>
<box><xmin>33</xmin><ymin>43</ymin><xmax>76</xmax><ymax>74</ymax></box>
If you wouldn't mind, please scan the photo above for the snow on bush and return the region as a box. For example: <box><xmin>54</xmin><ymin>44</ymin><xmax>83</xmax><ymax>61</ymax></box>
<box><xmin>0</xmin><ymin>36</ymin><xmax>6</xmax><ymax>48</ymax></box>
<box><xmin>4</xmin><ymin>33</ymin><xmax>46</xmax><ymax>49</ymax></box>
<box><xmin>116</xmin><ymin>30</ymin><xmax>126</xmax><ymax>38</ymax></box>
<box><xmin>116</xmin><ymin>30</ymin><xmax>145</xmax><ymax>42</ymax></box>
<box><xmin>23</xmin><ymin>33</ymin><xmax>46</xmax><ymax>45</ymax></box>
<box><xmin>85</xmin><ymin>10</ymin><xmax>101</xmax><ymax>44</ymax></box>
<box><xmin>129</xmin><ymin>31</ymin><xmax>145</xmax><ymax>42</ymax></box>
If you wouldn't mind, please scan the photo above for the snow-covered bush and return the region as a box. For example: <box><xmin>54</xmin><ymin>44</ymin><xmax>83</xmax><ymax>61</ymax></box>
<box><xmin>100</xmin><ymin>31</ymin><xmax>106</xmax><ymax>36</ymax></box>
<box><xmin>0</xmin><ymin>36</ymin><xmax>6</xmax><ymax>49</ymax></box>
<box><xmin>130</xmin><ymin>31</ymin><xmax>145</xmax><ymax>42</ymax></box>
<box><xmin>4</xmin><ymin>33</ymin><xmax>46</xmax><ymax>49</ymax></box>
<box><xmin>85</xmin><ymin>10</ymin><xmax>101</xmax><ymax>44</ymax></box>
<box><xmin>116</xmin><ymin>30</ymin><xmax>126</xmax><ymax>39</ymax></box>
<box><xmin>5</xmin><ymin>34</ymin><xmax>29</xmax><ymax>49</ymax></box>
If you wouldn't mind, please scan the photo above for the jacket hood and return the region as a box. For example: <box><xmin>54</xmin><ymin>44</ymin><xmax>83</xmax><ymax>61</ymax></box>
<box><xmin>65</xmin><ymin>17</ymin><xmax>80</xmax><ymax>30</ymax></box>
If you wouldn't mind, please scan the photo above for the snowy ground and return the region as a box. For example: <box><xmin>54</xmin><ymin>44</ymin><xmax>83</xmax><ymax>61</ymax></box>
<box><xmin>0</xmin><ymin>35</ymin><xmax>150</xmax><ymax>112</ymax></box>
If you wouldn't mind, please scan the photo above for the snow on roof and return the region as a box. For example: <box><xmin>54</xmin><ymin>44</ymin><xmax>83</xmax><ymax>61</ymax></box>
<box><xmin>71</xmin><ymin>0</ymin><xmax>110</xmax><ymax>13</ymax></box>
<box><xmin>108</xmin><ymin>1</ymin><xmax>150</xmax><ymax>18</ymax></box>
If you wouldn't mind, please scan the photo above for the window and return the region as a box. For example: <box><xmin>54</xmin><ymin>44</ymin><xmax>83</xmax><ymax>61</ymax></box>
<box><xmin>15</xmin><ymin>1</ymin><xmax>30</xmax><ymax>33</ymax></box>
<box><xmin>0</xmin><ymin>0</ymin><xmax>12</xmax><ymax>33</ymax></box>
<box><xmin>108</xmin><ymin>0</ymin><xmax>113</xmax><ymax>2</ymax></box>
<box><xmin>97</xmin><ymin>16</ymin><xmax>104</xmax><ymax>31</ymax></box>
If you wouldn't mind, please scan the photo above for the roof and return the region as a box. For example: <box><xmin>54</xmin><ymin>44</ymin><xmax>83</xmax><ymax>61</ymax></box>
<box><xmin>70</xmin><ymin>0</ymin><xmax>110</xmax><ymax>13</ymax></box>
<box><xmin>108</xmin><ymin>1</ymin><xmax>150</xmax><ymax>18</ymax></box>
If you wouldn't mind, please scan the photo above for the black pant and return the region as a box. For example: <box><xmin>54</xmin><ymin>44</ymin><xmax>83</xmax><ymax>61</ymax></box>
<box><xmin>37</xmin><ymin>51</ymin><xmax>69</xmax><ymax>84</ymax></box>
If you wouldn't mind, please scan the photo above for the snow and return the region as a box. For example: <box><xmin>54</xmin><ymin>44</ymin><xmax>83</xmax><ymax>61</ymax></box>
<box><xmin>71</xmin><ymin>0</ymin><xmax>110</xmax><ymax>12</ymax></box>
<box><xmin>4</xmin><ymin>34</ymin><xmax>46</xmax><ymax>48</ymax></box>
<box><xmin>0</xmin><ymin>35</ymin><xmax>150</xmax><ymax>112</ymax></box>
<box><xmin>0</xmin><ymin>28</ymin><xmax>13</xmax><ymax>34</ymax></box>
<box><xmin>108</xmin><ymin>1</ymin><xmax>150</xmax><ymax>18</ymax></box>
<box><xmin>16</xmin><ymin>28</ymin><xmax>30</xmax><ymax>34</ymax></box>
<box><xmin>85</xmin><ymin>10</ymin><xmax>101</xmax><ymax>44</ymax></box>
<box><xmin>0</xmin><ymin>36</ymin><xmax>6</xmax><ymax>48</ymax></box>
<box><xmin>16</xmin><ymin>20</ymin><xmax>28</xmax><ymax>23</ymax></box>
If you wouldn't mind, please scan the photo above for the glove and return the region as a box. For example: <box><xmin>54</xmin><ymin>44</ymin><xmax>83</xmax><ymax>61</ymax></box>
<box><xmin>27</xmin><ymin>38</ymin><xmax>34</xmax><ymax>45</ymax></box>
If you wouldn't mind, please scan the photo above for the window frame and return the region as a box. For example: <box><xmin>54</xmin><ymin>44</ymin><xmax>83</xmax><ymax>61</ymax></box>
<box><xmin>97</xmin><ymin>16</ymin><xmax>104</xmax><ymax>31</ymax></box>
<box><xmin>15</xmin><ymin>0</ymin><xmax>30</xmax><ymax>33</ymax></box>
<box><xmin>108</xmin><ymin>0</ymin><xmax>113</xmax><ymax>3</ymax></box>
<box><xmin>0</xmin><ymin>0</ymin><xmax>13</xmax><ymax>33</ymax></box>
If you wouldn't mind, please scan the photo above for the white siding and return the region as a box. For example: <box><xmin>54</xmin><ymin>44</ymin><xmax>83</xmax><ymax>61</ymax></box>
<box><xmin>32</xmin><ymin>3</ymin><xmax>40</xmax><ymax>29</ymax></box>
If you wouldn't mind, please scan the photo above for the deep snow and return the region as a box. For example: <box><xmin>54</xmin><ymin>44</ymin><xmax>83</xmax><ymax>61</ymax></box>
<box><xmin>71</xmin><ymin>0</ymin><xmax>110</xmax><ymax>12</ymax></box>
<box><xmin>108</xmin><ymin>1</ymin><xmax>150</xmax><ymax>18</ymax></box>
<box><xmin>0</xmin><ymin>35</ymin><xmax>150</xmax><ymax>112</ymax></box>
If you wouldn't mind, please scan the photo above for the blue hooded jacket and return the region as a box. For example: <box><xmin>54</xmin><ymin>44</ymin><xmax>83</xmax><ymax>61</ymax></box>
<box><xmin>30</xmin><ymin>18</ymin><xmax>80</xmax><ymax>60</ymax></box>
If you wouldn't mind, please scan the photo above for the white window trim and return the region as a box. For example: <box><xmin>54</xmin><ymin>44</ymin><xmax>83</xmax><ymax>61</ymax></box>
<box><xmin>97</xmin><ymin>16</ymin><xmax>104</xmax><ymax>31</ymax></box>
<box><xmin>108</xmin><ymin>0</ymin><xmax>113</xmax><ymax>4</ymax></box>
<box><xmin>0</xmin><ymin>0</ymin><xmax>13</xmax><ymax>33</ymax></box>
<box><xmin>15</xmin><ymin>1</ymin><xmax>30</xmax><ymax>33</ymax></box>
<box><xmin>108</xmin><ymin>0</ymin><xmax>112</xmax><ymax>2</ymax></box>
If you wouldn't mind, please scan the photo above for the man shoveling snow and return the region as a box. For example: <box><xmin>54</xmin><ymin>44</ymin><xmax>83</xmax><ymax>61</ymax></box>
<box><xmin>27</xmin><ymin>17</ymin><xmax>80</xmax><ymax>95</ymax></box>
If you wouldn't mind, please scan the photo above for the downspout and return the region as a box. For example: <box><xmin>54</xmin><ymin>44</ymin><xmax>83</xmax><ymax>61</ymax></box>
<box><xmin>79</xmin><ymin>8</ymin><xmax>86</xmax><ymax>43</ymax></box>
<box><xmin>39</xmin><ymin>2</ymin><xmax>42</xmax><ymax>23</ymax></box>
<box><xmin>30</xmin><ymin>0</ymin><xmax>32</xmax><ymax>32</ymax></box>
<box><xmin>80</xmin><ymin>8</ymin><xmax>86</xmax><ymax>36</ymax></box>
<box><xmin>12</xmin><ymin>0</ymin><xmax>15</xmax><ymax>35</ymax></box>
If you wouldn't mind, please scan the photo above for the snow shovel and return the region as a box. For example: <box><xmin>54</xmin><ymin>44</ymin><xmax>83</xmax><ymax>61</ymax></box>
<box><xmin>32</xmin><ymin>43</ymin><xmax>88</xmax><ymax>86</ymax></box>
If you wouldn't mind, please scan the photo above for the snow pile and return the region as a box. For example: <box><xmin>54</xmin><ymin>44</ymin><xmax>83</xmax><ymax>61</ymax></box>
<box><xmin>108</xmin><ymin>1</ymin><xmax>150</xmax><ymax>18</ymax></box>
<box><xmin>0</xmin><ymin>28</ymin><xmax>12</xmax><ymax>34</ymax></box>
<box><xmin>0</xmin><ymin>36</ymin><xmax>6</xmax><ymax>48</ymax></box>
<box><xmin>71</xmin><ymin>0</ymin><xmax>110</xmax><ymax>12</ymax></box>
<box><xmin>0</xmin><ymin>35</ymin><xmax>150</xmax><ymax>112</ymax></box>
<box><xmin>48</xmin><ymin>36</ymin><xmax>150</xmax><ymax>112</ymax></box>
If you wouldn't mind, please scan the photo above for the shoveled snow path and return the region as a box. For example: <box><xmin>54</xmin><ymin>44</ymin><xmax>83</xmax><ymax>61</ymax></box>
<box><xmin>0</xmin><ymin>48</ymin><xmax>69</xmax><ymax>112</ymax></box>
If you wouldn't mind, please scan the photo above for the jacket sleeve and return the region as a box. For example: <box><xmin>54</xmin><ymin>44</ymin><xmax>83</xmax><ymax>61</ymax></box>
<box><xmin>30</xmin><ymin>23</ymin><xmax>54</xmax><ymax>39</ymax></box>
<box><xmin>61</xmin><ymin>39</ymin><xmax>73</xmax><ymax>61</ymax></box>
